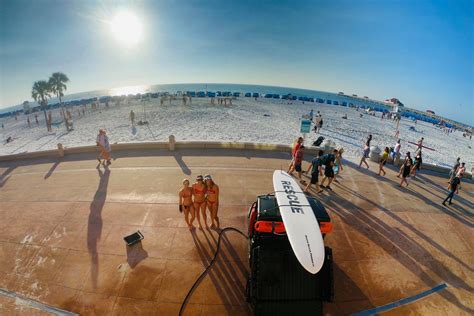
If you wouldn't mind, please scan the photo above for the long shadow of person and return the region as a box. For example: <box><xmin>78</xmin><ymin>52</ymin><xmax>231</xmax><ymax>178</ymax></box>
<box><xmin>87</xmin><ymin>166</ymin><xmax>110</xmax><ymax>289</ymax></box>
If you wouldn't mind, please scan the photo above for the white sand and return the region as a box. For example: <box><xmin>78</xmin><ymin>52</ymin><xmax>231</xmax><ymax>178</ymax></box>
<box><xmin>1</xmin><ymin>97</ymin><xmax>472</xmax><ymax>170</ymax></box>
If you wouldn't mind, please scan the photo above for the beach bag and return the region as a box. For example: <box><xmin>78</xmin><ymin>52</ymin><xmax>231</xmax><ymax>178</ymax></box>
<box><xmin>313</xmin><ymin>136</ymin><xmax>325</xmax><ymax>146</ymax></box>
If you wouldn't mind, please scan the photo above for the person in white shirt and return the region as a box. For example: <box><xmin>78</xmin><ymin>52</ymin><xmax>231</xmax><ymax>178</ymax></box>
<box><xmin>96</xmin><ymin>129</ymin><xmax>111</xmax><ymax>165</ymax></box>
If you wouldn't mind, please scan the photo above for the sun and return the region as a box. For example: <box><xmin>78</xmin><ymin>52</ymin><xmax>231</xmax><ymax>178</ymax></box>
<box><xmin>110</xmin><ymin>11</ymin><xmax>143</xmax><ymax>46</ymax></box>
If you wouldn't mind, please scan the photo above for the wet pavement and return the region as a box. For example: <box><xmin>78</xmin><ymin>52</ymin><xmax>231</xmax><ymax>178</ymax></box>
<box><xmin>0</xmin><ymin>149</ymin><xmax>472</xmax><ymax>315</ymax></box>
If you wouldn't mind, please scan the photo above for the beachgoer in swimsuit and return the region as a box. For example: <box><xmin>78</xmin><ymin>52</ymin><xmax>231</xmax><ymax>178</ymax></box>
<box><xmin>287</xmin><ymin>137</ymin><xmax>303</xmax><ymax>174</ymax></box>
<box><xmin>399</xmin><ymin>152</ymin><xmax>412</xmax><ymax>187</ymax></box>
<box><xmin>358</xmin><ymin>134</ymin><xmax>372</xmax><ymax>169</ymax></box>
<box><xmin>410</xmin><ymin>151</ymin><xmax>422</xmax><ymax>177</ymax></box>
<box><xmin>205</xmin><ymin>175</ymin><xmax>220</xmax><ymax>229</ymax></box>
<box><xmin>378</xmin><ymin>147</ymin><xmax>389</xmax><ymax>176</ymax></box>
<box><xmin>442</xmin><ymin>176</ymin><xmax>461</xmax><ymax>206</ymax></box>
<box><xmin>179</xmin><ymin>179</ymin><xmax>195</xmax><ymax>230</ymax></box>
<box><xmin>333</xmin><ymin>148</ymin><xmax>344</xmax><ymax>182</ymax></box>
<box><xmin>304</xmin><ymin>149</ymin><xmax>324</xmax><ymax>194</ymax></box>
<box><xmin>192</xmin><ymin>175</ymin><xmax>207</xmax><ymax>229</ymax></box>
<box><xmin>96</xmin><ymin>129</ymin><xmax>111</xmax><ymax>165</ymax></box>
<box><xmin>448</xmin><ymin>158</ymin><xmax>461</xmax><ymax>182</ymax></box>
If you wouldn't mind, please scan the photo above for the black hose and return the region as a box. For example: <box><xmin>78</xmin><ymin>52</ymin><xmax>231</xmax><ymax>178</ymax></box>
<box><xmin>178</xmin><ymin>227</ymin><xmax>248</xmax><ymax>316</ymax></box>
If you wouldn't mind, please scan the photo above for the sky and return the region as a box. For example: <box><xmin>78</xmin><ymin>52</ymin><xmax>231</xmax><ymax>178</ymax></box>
<box><xmin>0</xmin><ymin>0</ymin><xmax>472</xmax><ymax>125</ymax></box>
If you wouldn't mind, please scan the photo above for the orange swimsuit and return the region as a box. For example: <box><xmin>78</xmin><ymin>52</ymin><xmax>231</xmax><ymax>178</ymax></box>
<box><xmin>193</xmin><ymin>184</ymin><xmax>206</xmax><ymax>206</ymax></box>
<box><xmin>207</xmin><ymin>187</ymin><xmax>217</xmax><ymax>205</ymax></box>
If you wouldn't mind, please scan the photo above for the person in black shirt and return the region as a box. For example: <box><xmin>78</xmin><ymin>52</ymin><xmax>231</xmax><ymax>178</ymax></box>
<box><xmin>320</xmin><ymin>149</ymin><xmax>338</xmax><ymax>191</ymax></box>
<box><xmin>442</xmin><ymin>176</ymin><xmax>461</xmax><ymax>206</ymax></box>
<box><xmin>304</xmin><ymin>150</ymin><xmax>324</xmax><ymax>194</ymax></box>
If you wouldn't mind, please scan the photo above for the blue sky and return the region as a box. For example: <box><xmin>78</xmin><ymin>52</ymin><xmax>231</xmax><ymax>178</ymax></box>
<box><xmin>0</xmin><ymin>0</ymin><xmax>472</xmax><ymax>125</ymax></box>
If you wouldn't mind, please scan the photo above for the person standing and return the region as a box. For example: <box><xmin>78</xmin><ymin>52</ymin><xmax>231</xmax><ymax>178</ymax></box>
<box><xmin>416</xmin><ymin>137</ymin><xmax>424</xmax><ymax>153</ymax></box>
<box><xmin>333</xmin><ymin>148</ymin><xmax>344</xmax><ymax>182</ymax></box>
<box><xmin>288</xmin><ymin>137</ymin><xmax>303</xmax><ymax>174</ymax></box>
<box><xmin>179</xmin><ymin>179</ymin><xmax>195</xmax><ymax>230</ymax></box>
<box><xmin>96</xmin><ymin>129</ymin><xmax>112</xmax><ymax>165</ymax></box>
<box><xmin>130</xmin><ymin>110</ymin><xmax>135</xmax><ymax>127</ymax></box>
<box><xmin>358</xmin><ymin>134</ymin><xmax>372</xmax><ymax>169</ymax></box>
<box><xmin>455</xmin><ymin>162</ymin><xmax>466</xmax><ymax>179</ymax></box>
<box><xmin>27</xmin><ymin>116</ymin><xmax>31</xmax><ymax>128</ymax></box>
<box><xmin>304</xmin><ymin>149</ymin><xmax>324</xmax><ymax>194</ymax></box>
<box><xmin>392</xmin><ymin>139</ymin><xmax>401</xmax><ymax>164</ymax></box>
<box><xmin>378</xmin><ymin>147</ymin><xmax>389</xmax><ymax>176</ymax></box>
<box><xmin>320</xmin><ymin>149</ymin><xmax>338</xmax><ymax>191</ymax></box>
<box><xmin>442</xmin><ymin>176</ymin><xmax>461</xmax><ymax>206</ymax></box>
<box><xmin>410</xmin><ymin>151</ymin><xmax>422</xmax><ymax>177</ymax></box>
<box><xmin>192</xmin><ymin>175</ymin><xmax>207</xmax><ymax>229</ymax></box>
<box><xmin>205</xmin><ymin>175</ymin><xmax>220</xmax><ymax>229</ymax></box>
<box><xmin>293</xmin><ymin>145</ymin><xmax>305</xmax><ymax>183</ymax></box>
<box><xmin>399</xmin><ymin>152</ymin><xmax>413</xmax><ymax>187</ymax></box>
<box><xmin>35</xmin><ymin>113</ymin><xmax>39</xmax><ymax>125</ymax></box>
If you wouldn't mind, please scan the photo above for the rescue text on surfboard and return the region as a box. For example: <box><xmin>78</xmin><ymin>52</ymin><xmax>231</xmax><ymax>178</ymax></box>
<box><xmin>281</xmin><ymin>181</ymin><xmax>305</xmax><ymax>214</ymax></box>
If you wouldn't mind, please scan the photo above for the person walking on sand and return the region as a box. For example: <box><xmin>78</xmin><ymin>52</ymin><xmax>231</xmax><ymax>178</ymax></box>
<box><xmin>130</xmin><ymin>110</ymin><xmax>135</xmax><ymax>127</ymax></box>
<box><xmin>35</xmin><ymin>113</ymin><xmax>39</xmax><ymax>125</ymax></box>
<box><xmin>442</xmin><ymin>176</ymin><xmax>461</xmax><ymax>206</ymax></box>
<box><xmin>288</xmin><ymin>137</ymin><xmax>303</xmax><ymax>174</ymax></box>
<box><xmin>410</xmin><ymin>151</ymin><xmax>422</xmax><ymax>177</ymax></box>
<box><xmin>358</xmin><ymin>134</ymin><xmax>372</xmax><ymax>169</ymax></box>
<box><xmin>320</xmin><ymin>149</ymin><xmax>338</xmax><ymax>191</ymax></box>
<box><xmin>192</xmin><ymin>175</ymin><xmax>207</xmax><ymax>229</ymax></box>
<box><xmin>179</xmin><ymin>179</ymin><xmax>195</xmax><ymax>230</ymax></box>
<box><xmin>304</xmin><ymin>149</ymin><xmax>324</xmax><ymax>194</ymax></box>
<box><xmin>96</xmin><ymin>129</ymin><xmax>112</xmax><ymax>165</ymax></box>
<box><xmin>205</xmin><ymin>175</ymin><xmax>220</xmax><ymax>229</ymax></box>
<box><xmin>378</xmin><ymin>147</ymin><xmax>389</xmax><ymax>176</ymax></box>
<box><xmin>292</xmin><ymin>145</ymin><xmax>305</xmax><ymax>183</ymax></box>
<box><xmin>27</xmin><ymin>116</ymin><xmax>31</xmax><ymax>128</ymax></box>
<box><xmin>399</xmin><ymin>152</ymin><xmax>413</xmax><ymax>187</ymax></box>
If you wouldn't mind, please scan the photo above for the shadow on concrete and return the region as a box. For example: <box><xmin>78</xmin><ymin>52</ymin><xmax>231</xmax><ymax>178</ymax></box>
<box><xmin>126</xmin><ymin>242</ymin><xmax>148</xmax><ymax>268</ymax></box>
<box><xmin>0</xmin><ymin>165</ymin><xmax>15</xmax><ymax>187</ymax></box>
<box><xmin>320</xmin><ymin>184</ymin><xmax>474</xmax><ymax>314</ymax></box>
<box><xmin>174</xmin><ymin>153</ymin><xmax>191</xmax><ymax>175</ymax></box>
<box><xmin>87</xmin><ymin>166</ymin><xmax>110</xmax><ymax>289</ymax></box>
<box><xmin>44</xmin><ymin>161</ymin><xmax>60</xmax><ymax>179</ymax></box>
<box><xmin>190</xmin><ymin>229</ymin><xmax>249</xmax><ymax>314</ymax></box>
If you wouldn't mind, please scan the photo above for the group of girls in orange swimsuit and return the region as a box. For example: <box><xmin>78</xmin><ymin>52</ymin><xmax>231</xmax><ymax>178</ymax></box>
<box><xmin>178</xmin><ymin>174</ymin><xmax>220</xmax><ymax>230</ymax></box>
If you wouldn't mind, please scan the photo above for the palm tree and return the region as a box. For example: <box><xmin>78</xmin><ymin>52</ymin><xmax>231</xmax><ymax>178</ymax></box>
<box><xmin>49</xmin><ymin>72</ymin><xmax>69</xmax><ymax>120</ymax></box>
<box><xmin>32</xmin><ymin>80</ymin><xmax>52</xmax><ymax>131</ymax></box>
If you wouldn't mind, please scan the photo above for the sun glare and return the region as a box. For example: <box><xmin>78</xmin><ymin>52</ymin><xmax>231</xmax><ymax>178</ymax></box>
<box><xmin>110</xmin><ymin>11</ymin><xmax>143</xmax><ymax>46</ymax></box>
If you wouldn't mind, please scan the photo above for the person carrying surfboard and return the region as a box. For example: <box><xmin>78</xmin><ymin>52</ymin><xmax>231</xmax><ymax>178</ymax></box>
<box><xmin>304</xmin><ymin>149</ymin><xmax>324</xmax><ymax>193</ymax></box>
<box><xmin>320</xmin><ymin>149</ymin><xmax>338</xmax><ymax>191</ymax></box>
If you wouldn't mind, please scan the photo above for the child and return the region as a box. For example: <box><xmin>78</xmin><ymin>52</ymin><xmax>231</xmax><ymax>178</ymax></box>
<box><xmin>333</xmin><ymin>148</ymin><xmax>344</xmax><ymax>182</ymax></box>
<box><xmin>378</xmin><ymin>147</ymin><xmax>389</xmax><ymax>176</ymax></box>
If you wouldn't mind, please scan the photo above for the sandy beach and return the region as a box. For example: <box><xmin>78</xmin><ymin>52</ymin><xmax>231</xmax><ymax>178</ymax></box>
<box><xmin>1</xmin><ymin>97</ymin><xmax>472</xmax><ymax>170</ymax></box>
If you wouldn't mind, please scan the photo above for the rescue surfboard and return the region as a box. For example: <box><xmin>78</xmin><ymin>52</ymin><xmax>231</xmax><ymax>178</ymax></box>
<box><xmin>273</xmin><ymin>170</ymin><xmax>325</xmax><ymax>274</ymax></box>
<box><xmin>407</xmin><ymin>141</ymin><xmax>435</xmax><ymax>151</ymax></box>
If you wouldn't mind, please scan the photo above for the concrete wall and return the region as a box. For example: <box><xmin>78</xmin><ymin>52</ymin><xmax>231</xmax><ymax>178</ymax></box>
<box><xmin>0</xmin><ymin>140</ymin><xmax>470</xmax><ymax>179</ymax></box>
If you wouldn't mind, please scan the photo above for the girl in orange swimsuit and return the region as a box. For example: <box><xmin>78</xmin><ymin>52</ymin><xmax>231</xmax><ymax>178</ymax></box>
<box><xmin>179</xmin><ymin>179</ymin><xmax>195</xmax><ymax>230</ymax></box>
<box><xmin>204</xmin><ymin>175</ymin><xmax>220</xmax><ymax>229</ymax></box>
<box><xmin>192</xmin><ymin>175</ymin><xmax>207</xmax><ymax>229</ymax></box>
